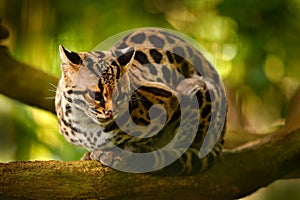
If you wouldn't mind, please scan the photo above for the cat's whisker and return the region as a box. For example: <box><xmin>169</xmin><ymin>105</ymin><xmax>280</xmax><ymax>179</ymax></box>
<box><xmin>45</xmin><ymin>96</ymin><xmax>56</xmax><ymax>100</ymax></box>
<box><xmin>48</xmin><ymin>83</ymin><xmax>57</xmax><ymax>93</ymax></box>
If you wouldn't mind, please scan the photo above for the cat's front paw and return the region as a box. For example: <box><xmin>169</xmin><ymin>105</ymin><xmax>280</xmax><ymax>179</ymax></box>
<box><xmin>80</xmin><ymin>152</ymin><xmax>92</xmax><ymax>160</ymax></box>
<box><xmin>80</xmin><ymin>150</ymin><xmax>123</xmax><ymax>169</ymax></box>
<box><xmin>81</xmin><ymin>150</ymin><xmax>124</xmax><ymax>170</ymax></box>
<box><xmin>89</xmin><ymin>150</ymin><xmax>123</xmax><ymax>167</ymax></box>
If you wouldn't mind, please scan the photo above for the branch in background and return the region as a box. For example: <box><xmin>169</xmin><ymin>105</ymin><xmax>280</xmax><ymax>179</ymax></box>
<box><xmin>0</xmin><ymin>46</ymin><xmax>58</xmax><ymax>114</ymax></box>
<box><xmin>0</xmin><ymin>19</ymin><xmax>9</xmax><ymax>40</ymax></box>
<box><xmin>0</xmin><ymin>128</ymin><xmax>299</xmax><ymax>199</ymax></box>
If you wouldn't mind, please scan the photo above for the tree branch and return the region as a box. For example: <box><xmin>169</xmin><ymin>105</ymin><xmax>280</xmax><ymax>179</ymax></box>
<box><xmin>0</xmin><ymin>128</ymin><xmax>299</xmax><ymax>199</ymax></box>
<box><xmin>0</xmin><ymin>45</ymin><xmax>58</xmax><ymax>114</ymax></box>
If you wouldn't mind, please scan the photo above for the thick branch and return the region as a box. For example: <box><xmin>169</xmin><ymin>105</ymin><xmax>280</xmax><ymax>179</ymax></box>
<box><xmin>1</xmin><ymin>128</ymin><xmax>299</xmax><ymax>200</ymax></box>
<box><xmin>0</xmin><ymin>46</ymin><xmax>58</xmax><ymax>113</ymax></box>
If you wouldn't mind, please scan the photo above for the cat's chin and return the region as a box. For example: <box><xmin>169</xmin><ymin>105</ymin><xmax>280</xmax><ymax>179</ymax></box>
<box><xmin>97</xmin><ymin>114</ymin><xmax>116</xmax><ymax>125</ymax></box>
<box><xmin>102</xmin><ymin>120</ymin><xmax>118</xmax><ymax>132</ymax></box>
<box><xmin>97</xmin><ymin>117</ymin><xmax>112</xmax><ymax>124</ymax></box>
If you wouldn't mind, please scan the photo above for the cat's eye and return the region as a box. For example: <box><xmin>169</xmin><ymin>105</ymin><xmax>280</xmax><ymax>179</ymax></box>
<box><xmin>90</xmin><ymin>90</ymin><xmax>105</xmax><ymax>106</ymax></box>
<box><xmin>95</xmin><ymin>92</ymin><xmax>105</xmax><ymax>105</ymax></box>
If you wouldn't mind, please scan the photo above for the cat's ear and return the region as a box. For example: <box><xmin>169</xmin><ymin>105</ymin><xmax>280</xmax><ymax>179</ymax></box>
<box><xmin>115</xmin><ymin>47</ymin><xmax>135</xmax><ymax>70</ymax></box>
<box><xmin>59</xmin><ymin>45</ymin><xmax>87</xmax><ymax>81</ymax></box>
<box><xmin>59</xmin><ymin>45</ymin><xmax>86</xmax><ymax>65</ymax></box>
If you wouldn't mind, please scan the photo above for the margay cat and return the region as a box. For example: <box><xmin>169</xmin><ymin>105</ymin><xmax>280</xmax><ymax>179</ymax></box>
<box><xmin>55</xmin><ymin>28</ymin><xmax>226</xmax><ymax>175</ymax></box>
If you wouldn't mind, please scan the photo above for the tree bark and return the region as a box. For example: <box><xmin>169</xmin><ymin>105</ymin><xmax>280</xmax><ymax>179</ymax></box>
<box><xmin>0</xmin><ymin>128</ymin><xmax>299</xmax><ymax>200</ymax></box>
<box><xmin>0</xmin><ymin>46</ymin><xmax>58</xmax><ymax>114</ymax></box>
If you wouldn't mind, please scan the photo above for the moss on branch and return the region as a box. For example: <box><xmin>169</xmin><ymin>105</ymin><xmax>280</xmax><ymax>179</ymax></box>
<box><xmin>0</xmin><ymin>128</ymin><xmax>299</xmax><ymax>199</ymax></box>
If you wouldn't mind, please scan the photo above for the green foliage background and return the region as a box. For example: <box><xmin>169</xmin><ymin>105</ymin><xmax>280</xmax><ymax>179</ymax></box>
<box><xmin>0</xmin><ymin>0</ymin><xmax>300</xmax><ymax>199</ymax></box>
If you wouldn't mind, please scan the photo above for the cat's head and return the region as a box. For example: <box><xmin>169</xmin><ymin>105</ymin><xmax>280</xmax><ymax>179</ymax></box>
<box><xmin>58</xmin><ymin>45</ymin><xmax>135</xmax><ymax>124</ymax></box>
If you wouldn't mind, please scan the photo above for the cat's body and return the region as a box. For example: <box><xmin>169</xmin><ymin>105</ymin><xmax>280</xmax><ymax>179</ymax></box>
<box><xmin>55</xmin><ymin>28</ymin><xmax>226</xmax><ymax>175</ymax></box>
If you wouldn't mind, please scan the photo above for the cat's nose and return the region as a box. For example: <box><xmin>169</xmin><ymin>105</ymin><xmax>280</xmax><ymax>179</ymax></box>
<box><xmin>104</xmin><ymin>110</ymin><xmax>113</xmax><ymax>118</ymax></box>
